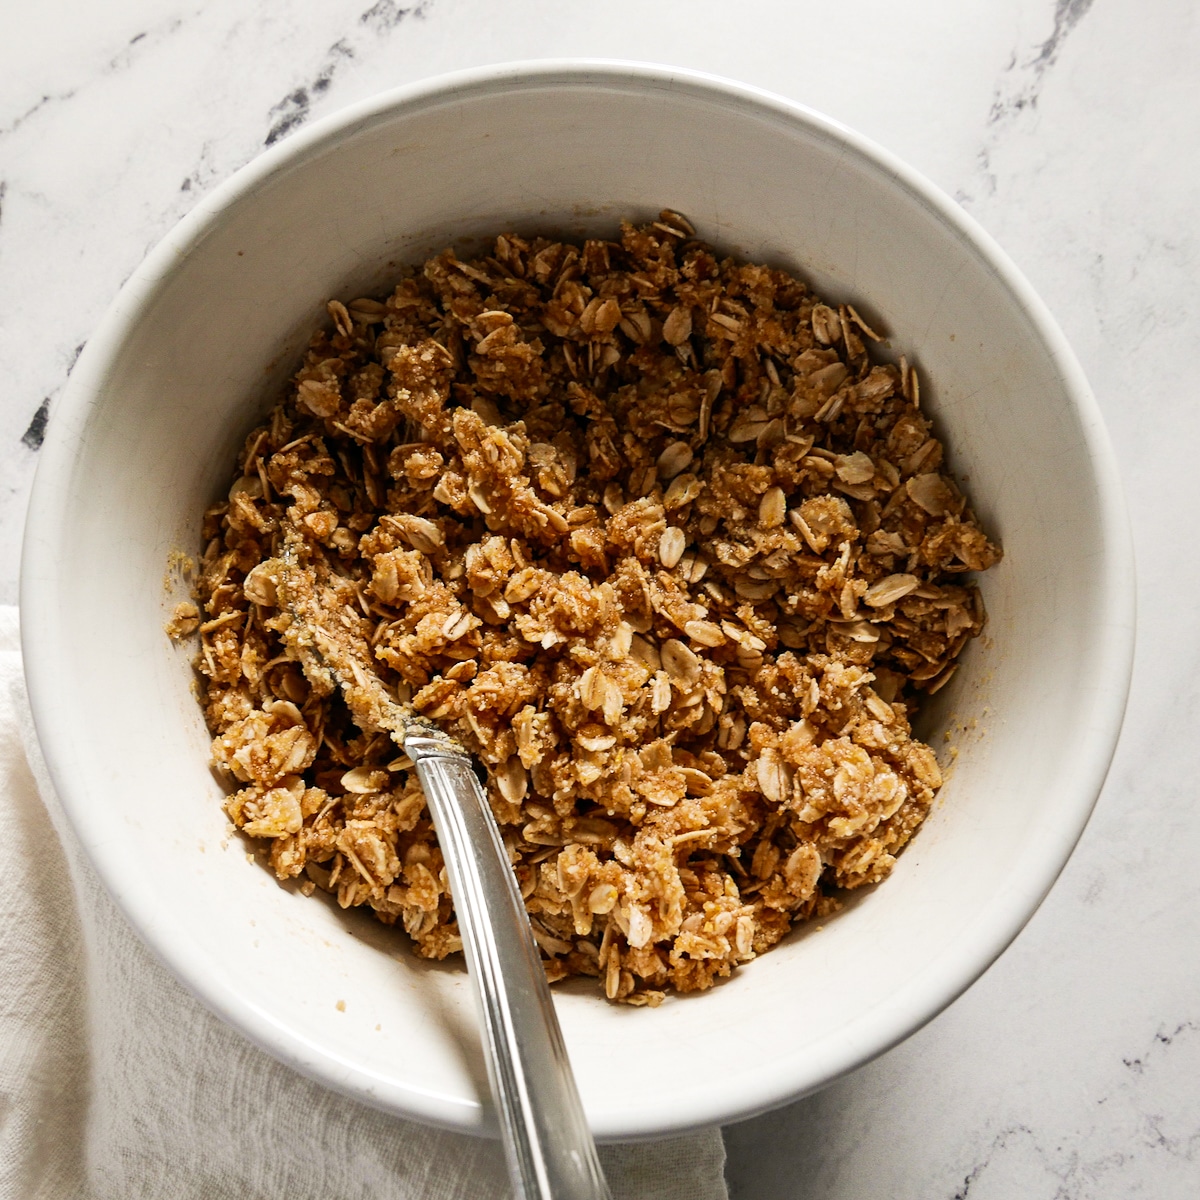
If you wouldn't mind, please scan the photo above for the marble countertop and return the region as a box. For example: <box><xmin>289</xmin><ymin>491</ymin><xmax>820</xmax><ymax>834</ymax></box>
<box><xmin>4</xmin><ymin>2</ymin><xmax>1197</xmax><ymax>1196</ymax></box>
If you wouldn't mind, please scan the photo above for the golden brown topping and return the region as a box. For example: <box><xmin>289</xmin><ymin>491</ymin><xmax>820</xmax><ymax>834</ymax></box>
<box><xmin>187</xmin><ymin>214</ymin><xmax>1001</xmax><ymax>1004</ymax></box>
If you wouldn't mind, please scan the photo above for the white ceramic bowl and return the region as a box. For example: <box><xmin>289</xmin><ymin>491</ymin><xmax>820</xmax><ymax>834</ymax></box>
<box><xmin>21</xmin><ymin>61</ymin><xmax>1135</xmax><ymax>1140</ymax></box>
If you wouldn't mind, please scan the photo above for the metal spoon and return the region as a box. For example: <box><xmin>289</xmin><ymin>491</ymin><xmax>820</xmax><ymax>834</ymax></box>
<box><xmin>274</xmin><ymin>538</ymin><xmax>612</xmax><ymax>1200</ymax></box>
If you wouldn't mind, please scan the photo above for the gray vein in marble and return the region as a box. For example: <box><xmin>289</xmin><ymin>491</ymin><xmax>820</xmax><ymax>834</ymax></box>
<box><xmin>946</xmin><ymin>1021</ymin><xmax>1200</xmax><ymax>1197</ymax></box>
<box><xmin>948</xmin><ymin>1121</ymin><xmax>1130</xmax><ymax>1199</ymax></box>
<box><xmin>0</xmin><ymin>87</ymin><xmax>77</xmax><ymax>142</ymax></box>
<box><xmin>989</xmin><ymin>0</ymin><xmax>1095</xmax><ymax>123</ymax></box>
<box><xmin>958</xmin><ymin>0</ymin><xmax>1095</xmax><ymax>205</ymax></box>
<box><xmin>360</xmin><ymin>0</ymin><xmax>433</xmax><ymax>32</ymax></box>
<box><xmin>21</xmin><ymin>400</ymin><xmax>50</xmax><ymax>453</ymax></box>
<box><xmin>266</xmin><ymin>39</ymin><xmax>355</xmax><ymax>146</ymax></box>
<box><xmin>951</xmin><ymin>1125</ymin><xmax>1036</xmax><ymax>1199</ymax></box>
<box><xmin>1035</xmin><ymin>0</ymin><xmax>1094</xmax><ymax>63</ymax></box>
<box><xmin>264</xmin><ymin>1</ymin><xmax>432</xmax><ymax>146</ymax></box>
<box><xmin>179</xmin><ymin>142</ymin><xmax>219</xmax><ymax>198</ymax></box>
<box><xmin>20</xmin><ymin>343</ymin><xmax>85</xmax><ymax>453</ymax></box>
<box><xmin>0</xmin><ymin>17</ymin><xmax>189</xmax><ymax>141</ymax></box>
<box><xmin>1121</xmin><ymin>1020</ymin><xmax>1199</xmax><ymax>1076</ymax></box>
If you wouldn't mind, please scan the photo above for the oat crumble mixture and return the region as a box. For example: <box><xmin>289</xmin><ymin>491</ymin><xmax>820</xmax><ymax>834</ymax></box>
<box><xmin>171</xmin><ymin>212</ymin><xmax>1001</xmax><ymax>1006</ymax></box>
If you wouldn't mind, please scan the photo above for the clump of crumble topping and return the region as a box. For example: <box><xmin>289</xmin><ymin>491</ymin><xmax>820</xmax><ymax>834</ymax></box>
<box><xmin>180</xmin><ymin>212</ymin><xmax>1001</xmax><ymax>1005</ymax></box>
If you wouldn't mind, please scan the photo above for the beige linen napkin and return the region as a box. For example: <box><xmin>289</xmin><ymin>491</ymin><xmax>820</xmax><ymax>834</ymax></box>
<box><xmin>0</xmin><ymin>608</ymin><xmax>728</xmax><ymax>1200</ymax></box>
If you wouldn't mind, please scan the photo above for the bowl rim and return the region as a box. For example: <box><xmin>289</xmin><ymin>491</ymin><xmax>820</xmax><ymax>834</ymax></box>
<box><xmin>20</xmin><ymin>57</ymin><xmax>1137</xmax><ymax>1140</ymax></box>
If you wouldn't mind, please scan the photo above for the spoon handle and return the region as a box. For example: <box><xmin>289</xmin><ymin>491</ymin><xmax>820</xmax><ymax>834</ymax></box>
<box><xmin>406</xmin><ymin>735</ymin><xmax>612</xmax><ymax>1200</ymax></box>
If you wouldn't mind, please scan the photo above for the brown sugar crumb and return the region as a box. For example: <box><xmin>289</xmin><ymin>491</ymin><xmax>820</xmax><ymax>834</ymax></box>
<box><xmin>186</xmin><ymin>213</ymin><xmax>1001</xmax><ymax>1004</ymax></box>
<box><xmin>165</xmin><ymin>601</ymin><xmax>201</xmax><ymax>639</ymax></box>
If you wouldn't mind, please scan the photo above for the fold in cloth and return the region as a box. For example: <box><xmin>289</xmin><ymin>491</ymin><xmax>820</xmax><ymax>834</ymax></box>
<box><xmin>0</xmin><ymin>608</ymin><xmax>728</xmax><ymax>1200</ymax></box>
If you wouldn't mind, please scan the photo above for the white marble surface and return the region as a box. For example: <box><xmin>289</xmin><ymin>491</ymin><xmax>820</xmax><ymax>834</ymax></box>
<box><xmin>3</xmin><ymin>1</ymin><xmax>1197</xmax><ymax>1195</ymax></box>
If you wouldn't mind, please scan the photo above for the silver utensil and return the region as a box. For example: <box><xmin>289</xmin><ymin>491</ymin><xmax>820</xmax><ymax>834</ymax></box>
<box><xmin>276</xmin><ymin>540</ymin><xmax>612</xmax><ymax>1200</ymax></box>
